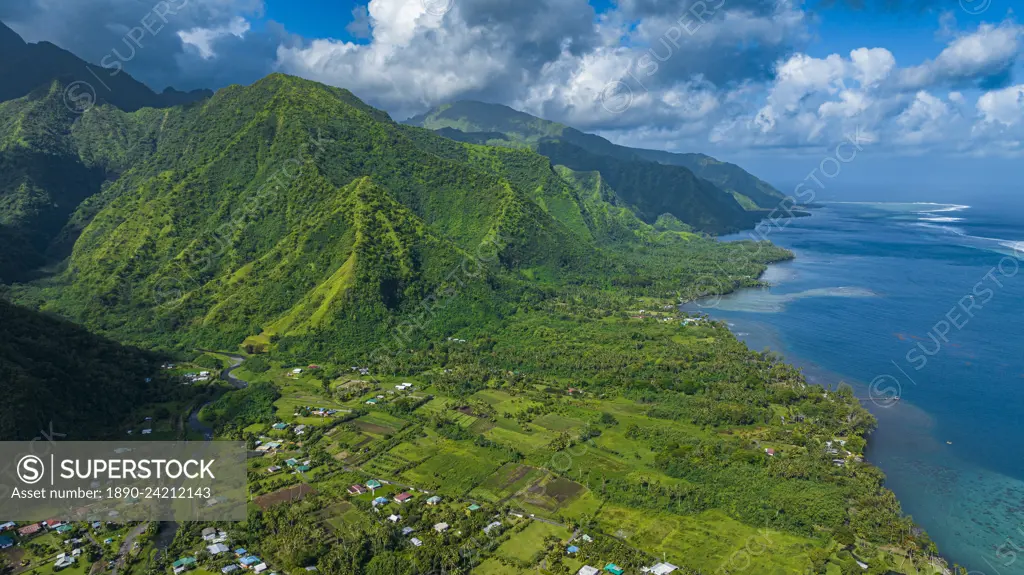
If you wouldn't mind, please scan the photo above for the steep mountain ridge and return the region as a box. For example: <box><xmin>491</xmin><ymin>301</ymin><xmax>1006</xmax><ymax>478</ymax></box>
<box><xmin>24</xmin><ymin>75</ymin><xmax>617</xmax><ymax>355</ymax></box>
<box><xmin>0</xmin><ymin>21</ymin><xmax>211</xmax><ymax>111</ymax></box>
<box><xmin>406</xmin><ymin>100</ymin><xmax>789</xmax><ymax>214</ymax></box>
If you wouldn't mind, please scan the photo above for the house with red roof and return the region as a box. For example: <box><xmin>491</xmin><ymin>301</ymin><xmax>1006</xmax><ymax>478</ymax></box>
<box><xmin>18</xmin><ymin>523</ymin><xmax>42</xmax><ymax>536</ymax></box>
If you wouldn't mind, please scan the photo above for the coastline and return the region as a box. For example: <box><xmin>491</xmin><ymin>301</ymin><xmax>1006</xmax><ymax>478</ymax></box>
<box><xmin>688</xmin><ymin>256</ymin><xmax>956</xmax><ymax>573</ymax></box>
<box><xmin>692</xmin><ymin>246</ymin><xmax>1024</xmax><ymax>574</ymax></box>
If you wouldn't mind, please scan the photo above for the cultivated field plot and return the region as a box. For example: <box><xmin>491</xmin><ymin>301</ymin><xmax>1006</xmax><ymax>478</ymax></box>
<box><xmin>469</xmin><ymin>463</ymin><xmax>547</xmax><ymax>502</ymax></box>
<box><xmin>596</xmin><ymin>505</ymin><xmax>817</xmax><ymax>575</ymax></box>
<box><xmin>354</xmin><ymin>411</ymin><xmax>408</xmax><ymax>436</ymax></box>
<box><xmin>471</xmin><ymin>558</ymin><xmax>532</xmax><ymax>575</ymax></box>
<box><xmin>510</xmin><ymin>475</ymin><xmax>586</xmax><ymax>515</ymax></box>
<box><xmin>253</xmin><ymin>483</ymin><xmax>318</xmax><ymax>509</ymax></box>
<box><xmin>400</xmin><ymin>445</ymin><xmax>504</xmax><ymax>495</ymax></box>
<box><xmin>493</xmin><ymin>521</ymin><xmax>570</xmax><ymax>563</ymax></box>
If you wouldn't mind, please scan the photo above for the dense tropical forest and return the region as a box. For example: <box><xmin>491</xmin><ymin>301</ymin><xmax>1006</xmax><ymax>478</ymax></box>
<box><xmin>0</xmin><ymin>20</ymin><xmax>962</xmax><ymax>575</ymax></box>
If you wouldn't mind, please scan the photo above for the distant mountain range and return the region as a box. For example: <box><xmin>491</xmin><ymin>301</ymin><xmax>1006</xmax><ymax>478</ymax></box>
<box><xmin>0</xmin><ymin>21</ymin><xmax>211</xmax><ymax>112</ymax></box>
<box><xmin>405</xmin><ymin>100</ymin><xmax>792</xmax><ymax>223</ymax></box>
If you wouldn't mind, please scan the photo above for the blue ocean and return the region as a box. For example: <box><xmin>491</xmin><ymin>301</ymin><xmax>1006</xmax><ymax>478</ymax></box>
<box><xmin>687</xmin><ymin>192</ymin><xmax>1024</xmax><ymax>573</ymax></box>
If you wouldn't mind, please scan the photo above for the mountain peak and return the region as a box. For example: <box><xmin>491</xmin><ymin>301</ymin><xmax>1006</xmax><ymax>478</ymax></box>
<box><xmin>0</xmin><ymin>18</ymin><xmax>210</xmax><ymax>112</ymax></box>
<box><xmin>0</xmin><ymin>20</ymin><xmax>27</xmax><ymax>54</ymax></box>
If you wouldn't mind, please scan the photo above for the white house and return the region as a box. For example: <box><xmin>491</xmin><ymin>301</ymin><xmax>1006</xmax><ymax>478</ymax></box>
<box><xmin>646</xmin><ymin>563</ymin><xmax>679</xmax><ymax>575</ymax></box>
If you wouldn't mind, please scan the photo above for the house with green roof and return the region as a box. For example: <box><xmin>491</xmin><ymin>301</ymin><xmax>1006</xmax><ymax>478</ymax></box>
<box><xmin>172</xmin><ymin>557</ymin><xmax>196</xmax><ymax>574</ymax></box>
<box><xmin>604</xmin><ymin>563</ymin><xmax>624</xmax><ymax>575</ymax></box>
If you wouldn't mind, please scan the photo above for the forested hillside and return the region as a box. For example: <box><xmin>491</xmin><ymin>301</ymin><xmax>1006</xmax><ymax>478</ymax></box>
<box><xmin>6</xmin><ymin>74</ymin><xmax>787</xmax><ymax>361</ymax></box>
<box><xmin>406</xmin><ymin>100</ymin><xmax>789</xmax><ymax>212</ymax></box>
<box><xmin>0</xmin><ymin>298</ymin><xmax>166</xmax><ymax>439</ymax></box>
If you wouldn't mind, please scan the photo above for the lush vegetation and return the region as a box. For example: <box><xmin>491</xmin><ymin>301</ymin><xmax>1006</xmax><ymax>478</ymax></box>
<box><xmin>0</xmin><ymin>51</ymin><xmax>956</xmax><ymax>575</ymax></box>
<box><xmin>405</xmin><ymin>99</ymin><xmax>790</xmax><ymax>212</ymax></box>
<box><xmin>0</xmin><ymin>298</ymin><xmax>171</xmax><ymax>439</ymax></box>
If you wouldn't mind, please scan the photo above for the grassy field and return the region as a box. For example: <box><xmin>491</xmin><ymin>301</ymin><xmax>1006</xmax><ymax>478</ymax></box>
<box><xmin>494</xmin><ymin>521</ymin><xmax>570</xmax><ymax>563</ymax></box>
<box><xmin>595</xmin><ymin>505</ymin><xmax>817</xmax><ymax>574</ymax></box>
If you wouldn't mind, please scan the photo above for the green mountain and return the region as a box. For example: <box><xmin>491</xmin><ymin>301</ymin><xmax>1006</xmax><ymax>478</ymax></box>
<box><xmin>405</xmin><ymin>100</ymin><xmax>790</xmax><ymax>214</ymax></box>
<box><xmin>0</xmin><ymin>21</ymin><xmax>211</xmax><ymax>111</ymax></box>
<box><xmin>0</xmin><ymin>80</ymin><xmax>174</xmax><ymax>282</ymax></box>
<box><xmin>0</xmin><ymin>20</ymin><xmax>212</xmax><ymax>282</ymax></box>
<box><xmin>8</xmin><ymin>74</ymin><xmax>786</xmax><ymax>359</ymax></box>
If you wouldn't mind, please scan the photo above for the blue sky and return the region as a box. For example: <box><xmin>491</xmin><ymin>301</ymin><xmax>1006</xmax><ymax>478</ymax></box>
<box><xmin>3</xmin><ymin>0</ymin><xmax>1022</xmax><ymax>189</ymax></box>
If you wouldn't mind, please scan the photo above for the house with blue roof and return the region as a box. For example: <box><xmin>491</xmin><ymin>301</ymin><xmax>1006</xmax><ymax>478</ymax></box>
<box><xmin>240</xmin><ymin>556</ymin><xmax>261</xmax><ymax>567</ymax></box>
<box><xmin>234</xmin><ymin>548</ymin><xmax>247</xmax><ymax>557</ymax></box>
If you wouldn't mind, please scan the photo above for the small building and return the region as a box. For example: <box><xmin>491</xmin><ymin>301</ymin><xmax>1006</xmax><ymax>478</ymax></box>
<box><xmin>55</xmin><ymin>556</ymin><xmax>76</xmax><ymax>570</ymax></box>
<box><xmin>272</xmin><ymin>423</ymin><xmax>288</xmax><ymax>430</ymax></box>
<box><xmin>366</xmin><ymin>480</ymin><xmax>382</xmax><ymax>489</ymax></box>
<box><xmin>292</xmin><ymin>368</ymin><xmax>303</xmax><ymax>374</ymax></box>
<box><xmin>202</xmin><ymin>527</ymin><xmax>217</xmax><ymax>539</ymax></box>
<box><xmin>388</xmin><ymin>514</ymin><xmax>401</xmax><ymax>523</ymax></box>
<box><xmin>91</xmin><ymin>521</ymin><xmax>102</xmax><ymax>529</ymax></box>
<box><xmin>54</xmin><ymin>525</ymin><xmax>73</xmax><ymax>534</ymax></box>
<box><xmin>483</xmin><ymin>521</ymin><xmax>501</xmax><ymax>535</ymax></box>
<box><xmin>267</xmin><ymin>466</ymin><xmax>282</xmax><ymax>473</ymax></box>
<box><xmin>394</xmin><ymin>492</ymin><xmax>413</xmax><ymax>504</ymax></box>
<box><xmin>240</xmin><ymin>556</ymin><xmax>261</xmax><ymax>568</ymax></box>
<box><xmin>172</xmin><ymin>557</ymin><xmax>196</xmax><ymax>574</ymax></box>
<box><xmin>604</xmin><ymin>564</ymin><xmax>624</xmax><ymax>575</ymax></box>
<box><xmin>222</xmin><ymin>566</ymin><xmax>240</xmax><ymax>574</ymax></box>
<box><xmin>234</xmin><ymin>548</ymin><xmax>248</xmax><ymax>557</ymax></box>
<box><xmin>18</xmin><ymin>523</ymin><xmax>41</xmax><ymax>536</ymax></box>
<box><xmin>365</xmin><ymin>398</ymin><xmax>378</xmax><ymax>405</ymax></box>
<box><xmin>426</xmin><ymin>495</ymin><xmax>442</xmax><ymax>505</ymax></box>
<box><xmin>294</xmin><ymin>425</ymin><xmax>306</xmax><ymax>435</ymax></box>
<box><xmin>577</xmin><ymin>567</ymin><xmax>600</xmax><ymax>575</ymax></box>
<box><xmin>372</xmin><ymin>497</ymin><xmax>389</xmax><ymax>507</ymax></box>
<box><xmin>348</xmin><ymin>485</ymin><xmax>367</xmax><ymax>495</ymax></box>
<box><xmin>253</xmin><ymin>563</ymin><xmax>268</xmax><ymax>573</ymax></box>
<box><xmin>434</xmin><ymin>522</ymin><xmax>450</xmax><ymax>533</ymax></box>
<box><xmin>401</xmin><ymin>527</ymin><xmax>414</xmax><ymax>536</ymax></box>
<box><xmin>647</xmin><ymin>563</ymin><xmax>679</xmax><ymax>575</ymax></box>
<box><xmin>207</xmin><ymin>543</ymin><xmax>230</xmax><ymax>555</ymax></box>
<box><xmin>765</xmin><ymin>448</ymin><xmax>775</xmax><ymax>456</ymax></box>
<box><xmin>566</xmin><ymin>545</ymin><xmax>579</xmax><ymax>554</ymax></box>
<box><xmin>410</xmin><ymin>537</ymin><xmax>423</xmax><ymax>547</ymax></box>
<box><xmin>0</xmin><ymin>536</ymin><xmax>13</xmax><ymax>549</ymax></box>
<box><xmin>0</xmin><ymin>522</ymin><xmax>15</xmax><ymax>532</ymax></box>
<box><xmin>284</xmin><ymin>458</ymin><xmax>299</xmax><ymax>467</ymax></box>
<box><xmin>467</xmin><ymin>504</ymin><xmax>481</xmax><ymax>512</ymax></box>
<box><xmin>295</xmin><ymin>465</ymin><xmax>311</xmax><ymax>472</ymax></box>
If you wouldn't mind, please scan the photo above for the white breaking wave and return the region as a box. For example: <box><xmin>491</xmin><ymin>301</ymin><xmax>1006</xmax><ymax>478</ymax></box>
<box><xmin>919</xmin><ymin>216</ymin><xmax>964</xmax><ymax>223</ymax></box>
